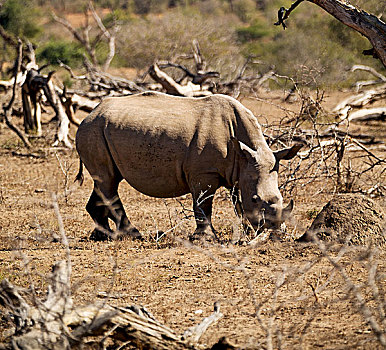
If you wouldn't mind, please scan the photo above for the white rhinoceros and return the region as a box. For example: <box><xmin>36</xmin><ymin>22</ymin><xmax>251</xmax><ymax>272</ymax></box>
<box><xmin>75</xmin><ymin>91</ymin><xmax>301</xmax><ymax>241</ymax></box>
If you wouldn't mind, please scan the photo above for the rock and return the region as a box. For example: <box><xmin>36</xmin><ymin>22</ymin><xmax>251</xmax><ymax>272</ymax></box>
<box><xmin>299</xmin><ymin>193</ymin><xmax>385</xmax><ymax>247</ymax></box>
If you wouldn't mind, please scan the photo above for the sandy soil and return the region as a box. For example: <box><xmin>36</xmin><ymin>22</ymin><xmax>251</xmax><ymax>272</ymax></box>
<box><xmin>0</xmin><ymin>91</ymin><xmax>385</xmax><ymax>349</ymax></box>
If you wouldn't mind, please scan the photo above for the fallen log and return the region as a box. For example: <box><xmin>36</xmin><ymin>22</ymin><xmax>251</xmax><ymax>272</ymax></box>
<box><xmin>0</xmin><ymin>259</ymin><xmax>226</xmax><ymax>350</ymax></box>
<box><xmin>333</xmin><ymin>84</ymin><xmax>386</xmax><ymax>119</ymax></box>
<box><xmin>347</xmin><ymin>107</ymin><xmax>386</xmax><ymax>122</ymax></box>
<box><xmin>350</xmin><ymin>65</ymin><xmax>386</xmax><ymax>90</ymax></box>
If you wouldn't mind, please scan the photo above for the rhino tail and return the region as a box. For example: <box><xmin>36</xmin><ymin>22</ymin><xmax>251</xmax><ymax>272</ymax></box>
<box><xmin>75</xmin><ymin>158</ymin><xmax>84</xmax><ymax>186</ymax></box>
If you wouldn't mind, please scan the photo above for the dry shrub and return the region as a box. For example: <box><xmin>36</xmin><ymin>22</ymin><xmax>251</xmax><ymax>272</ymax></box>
<box><xmin>117</xmin><ymin>9</ymin><xmax>244</xmax><ymax>79</ymax></box>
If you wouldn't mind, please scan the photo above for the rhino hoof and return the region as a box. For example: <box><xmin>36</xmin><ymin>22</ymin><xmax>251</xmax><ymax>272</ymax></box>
<box><xmin>112</xmin><ymin>227</ymin><xmax>143</xmax><ymax>241</ymax></box>
<box><xmin>189</xmin><ymin>230</ymin><xmax>216</xmax><ymax>243</ymax></box>
<box><xmin>89</xmin><ymin>229</ymin><xmax>111</xmax><ymax>242</ymax></box>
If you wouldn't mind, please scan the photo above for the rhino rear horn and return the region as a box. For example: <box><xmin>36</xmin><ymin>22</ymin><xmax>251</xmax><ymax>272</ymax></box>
<box><xmin>274</xmin><ymin>143</ymin><xmax>303</xmax><ymax>161</ymax></box>
<box><xmin>231</xmin><ymin>137</ymin><xmax>257</xmax><ymax>163</ymax></box>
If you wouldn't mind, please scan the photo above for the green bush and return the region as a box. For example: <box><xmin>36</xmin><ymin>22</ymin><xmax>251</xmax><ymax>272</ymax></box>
<box><xmin>231</xmin><ymin>0</ymin><xmax>256</xmax><ymax>22</ymax></box>
<box><xmin>133</xmin><ymin>0</ymin><xmax>169</xmax><ymax>14</ymax></box>
<box><xmin>236</xmin><ymin>20</ymin><xmax>272</xmax><ymax>43</ymax></box>
<box><xmin>37</xmin><ymin>40</ymin><xmax>84</xmax><ymax>67</ymax></box>
<box><xmin>117</xmin><ymin>8</ymin><xmax>244</xmax><ymax>78</ymax></box>
<box><xmin>239</xmin><ymin>2</ymin><xmax>384</xmax><ymax>87</ymax></box>
<box><xmin>102</xmin><ymin>8</ymin><xmax>134</xmax><ymax>27</ymax></box>
<box><xmin>0</xmin><ymin>0</ymin><xmax>41</xmax><ymax>39</ymax></box>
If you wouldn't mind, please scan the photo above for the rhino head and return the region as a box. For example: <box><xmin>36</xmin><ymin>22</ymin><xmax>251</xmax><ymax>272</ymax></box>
<box><xmin>232</xmin><ymin>138</ymin><xmax>302</xmax><ymax>232</ymax></box>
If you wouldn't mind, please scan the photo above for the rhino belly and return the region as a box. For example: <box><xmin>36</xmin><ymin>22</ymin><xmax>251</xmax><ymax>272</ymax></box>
<box><xmin>104</xmin><ymin>127</ymin><xmax>190</xmax><ymax>198</ymax></box>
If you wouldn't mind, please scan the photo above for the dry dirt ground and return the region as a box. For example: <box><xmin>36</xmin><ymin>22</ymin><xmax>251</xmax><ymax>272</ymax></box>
<box><xmin>0</xmin><ymin>90</ymin><xmax>385</xmax><ymax>349</ymax></box>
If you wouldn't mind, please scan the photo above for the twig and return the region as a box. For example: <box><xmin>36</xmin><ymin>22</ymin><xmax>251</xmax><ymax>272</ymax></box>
<box><xmin>350</xmin><ymin>137</ymin><xmax>385</xmax><ymax>164</ymax></box>
<box><xmin>182</xmin><ymin>302</ymin><xmax>223</xmax><ymax>342</ymax></box>
<box><xmin>313</xmin><ymin>236</ymin><xmax>386</xmax><ymax>346</ymax></box>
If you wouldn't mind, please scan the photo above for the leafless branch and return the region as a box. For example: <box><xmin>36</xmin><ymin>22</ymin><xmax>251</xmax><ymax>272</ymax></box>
<box><xmin>51</xmin><ymin>11</ymin><xmax>98</xmax><ymax>67</ymax></box>
<box><xmin>88</xmin><ymin>1</ymin><xmax>116</xmax><ymax>71</ymax></box>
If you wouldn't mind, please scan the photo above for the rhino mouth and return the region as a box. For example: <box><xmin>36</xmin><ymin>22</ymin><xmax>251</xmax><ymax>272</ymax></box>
<box><xmin>247</xmin><ymin>214</ymin><xmax>273</xmax><ymax>234</ymax></box>
<box><xmin>250</xmin><ymin>202</ymin><xmax>293</xmax><ymax>233</ymax></box>
<box><xmin>250</xmin><ymin>218</ymin><xmax>285</xmax><ymax>237</ymax></box>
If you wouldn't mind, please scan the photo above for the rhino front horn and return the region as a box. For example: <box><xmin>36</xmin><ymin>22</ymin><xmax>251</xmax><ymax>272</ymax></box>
<box><xmin>282</xmin><ymin>199</ymin><xmax>294</xmax><ymax>220</ymax></box>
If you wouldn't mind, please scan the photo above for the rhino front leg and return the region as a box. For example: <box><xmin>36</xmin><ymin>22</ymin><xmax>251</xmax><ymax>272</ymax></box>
<box><xmin>189</xmin><ymin>179</ymin><xmax>219</xmax><ymax>242</ymax></box>
<box><xmin>231</xmin><ymin>187</ymin><xmax>252</xmax><ymax>236</ymax></box>
<box><xmin>191</xmin><ymin>194</ymin><xmax>216</xmax><ymax>241</ymax></box>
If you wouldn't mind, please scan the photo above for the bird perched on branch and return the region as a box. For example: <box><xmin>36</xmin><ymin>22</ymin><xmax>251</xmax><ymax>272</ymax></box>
<box><xmin>274</xmin><ymin>7</ymin><xmax>287</xmax><ymax>30</ymax></box>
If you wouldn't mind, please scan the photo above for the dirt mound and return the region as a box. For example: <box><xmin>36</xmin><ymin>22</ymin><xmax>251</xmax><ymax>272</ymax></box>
<box><xmin>300</xmin><ymin>193</ymin><xmax>385</xmax><ymax>247</ymax></box>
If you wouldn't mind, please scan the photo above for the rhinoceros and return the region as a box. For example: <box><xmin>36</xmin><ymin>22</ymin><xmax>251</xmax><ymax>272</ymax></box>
<box><xmin>75</xmin><ymin>91</ymin><xmax>301</xmax><ymax>241</ymax></box>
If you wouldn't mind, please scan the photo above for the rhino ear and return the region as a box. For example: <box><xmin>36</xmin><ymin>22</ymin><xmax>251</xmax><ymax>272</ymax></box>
<box><xmin>274</xmin><ymin>143</ymin><xmax>303</xmax><ymax>161</ymax></box>
<box><xmin>231</xmin><ymin>137</ymin><xmax>257</xmax><ymax>163</ymax></box>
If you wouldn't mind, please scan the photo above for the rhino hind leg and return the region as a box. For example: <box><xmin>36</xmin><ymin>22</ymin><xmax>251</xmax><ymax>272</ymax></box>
<box><xmin>87</xmin><ymin>186</ymin><xmax>142</xmax><ymax>241</ymax></box>
<box><xmin>108</xmin><ymin>197</ymin><xmax>142</xmax><ymax>240</ymax></box>
<box><xmin>86</xmin><ymin>190</ymin><xmax>113</xmax><ymax>241</ymax></box>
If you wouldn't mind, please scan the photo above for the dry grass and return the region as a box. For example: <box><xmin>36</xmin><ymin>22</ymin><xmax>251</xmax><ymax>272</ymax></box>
<box><xmin>0</xmin><ymin>90</ymin><xmax>385</xmax><ymax>348</ymax></box>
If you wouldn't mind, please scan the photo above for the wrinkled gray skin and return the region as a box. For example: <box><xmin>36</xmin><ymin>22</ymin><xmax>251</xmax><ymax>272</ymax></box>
<box><xmin>76</xmin><ymin>92</ymin><xmax>301</xmax><ymax>241</ymax></box>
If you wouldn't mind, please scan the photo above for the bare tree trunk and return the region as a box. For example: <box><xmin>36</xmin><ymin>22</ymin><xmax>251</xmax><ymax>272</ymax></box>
<box><xmin>333</xmin><ymin>84</ymin><xmax>386</xmax><ymax>119</ymax></box>
<box><xmin>45</xmin><ymin>80</ymin><xmax>72</xmax><ymax>149</ymax></box>
<box><xmin>22</xmin><ymin>69</ymin><xmax>42</xmax><ymax>136</ymax></box>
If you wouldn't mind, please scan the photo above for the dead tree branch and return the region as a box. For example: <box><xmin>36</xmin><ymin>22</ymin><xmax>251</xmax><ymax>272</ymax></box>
<box><xmin>149</xmin><ymin>62</ymin><xmax>212</xmax><ymax>97</ymax></box>
<box><xmin>192</xmin><ymin>39</ymin><xmax>206</xmax><ymax>73</ymax></box>
<box><xmin>275</xmin><ymin>0</ymin><xmax>386</xmax><ymax>66</ymax></box>
<box><xmin>182</xmin><ymin>301</ymin><xmax>223</xmax><ymax>342</ymax></box>
<box><xmin>51</xmin><ymin>10</ymin><xmax>98</xmax><ymax>67</ymax></box>
<box><xmin>1</xmin><ymin>40</ymin><xmax>32</xmax><ymax>149</ymax></box>
<box><xmin>351</xmin><ymin>65</ymin><xmax>386</xmax><ymax>90</ymax></box>
<box><xmin>52</xmin><ymin>1</ymin><xmax>117</xmax><ymax>72</ymax></box>
<box><xmin>45</xmin><ymin>80</ymin><xmax>73</xmax><ymax>148</ymax></box>
<box><xmin>0</xmin><ymin>261</ymin><xmax>72</xmax><ymax>349</ymax></box>
<box><xmin>88</xmin><ymin>1</ymin><xmax>117</xmax><ymax>71</ymax></box>
<box><xmin>60</xmin><ymin>57</ymin><xmax>143</xmax><ymax>94</ymax></box>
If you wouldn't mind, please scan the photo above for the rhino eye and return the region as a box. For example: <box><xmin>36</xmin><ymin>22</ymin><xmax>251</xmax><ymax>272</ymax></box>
<box><xmin>252</xmin><ymin>195</ymin><xmax>259</xmax><ymax>203</ymax></box>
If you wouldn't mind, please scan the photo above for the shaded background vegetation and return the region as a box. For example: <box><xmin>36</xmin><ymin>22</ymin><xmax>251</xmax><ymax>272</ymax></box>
<box><xmin>0</xmin><ymin>0</ymin><xmax>385</xmax><ymax>87</ymax></box>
